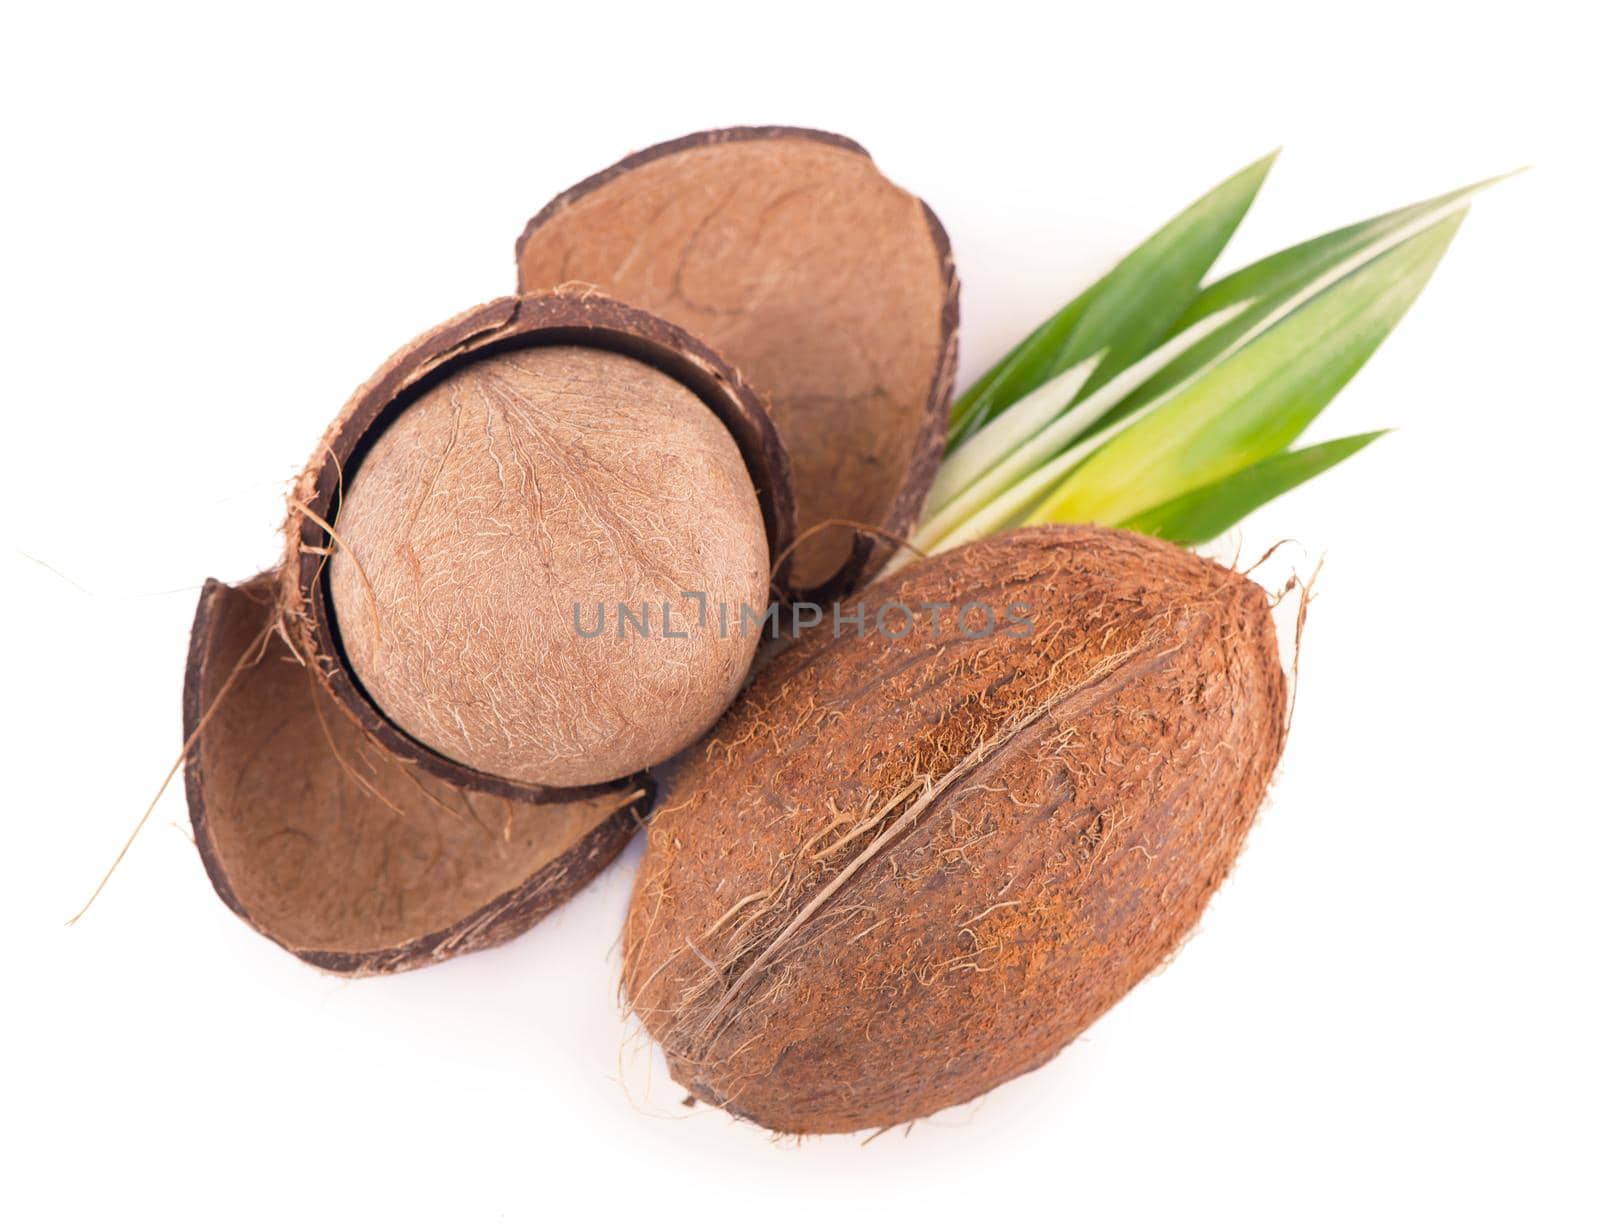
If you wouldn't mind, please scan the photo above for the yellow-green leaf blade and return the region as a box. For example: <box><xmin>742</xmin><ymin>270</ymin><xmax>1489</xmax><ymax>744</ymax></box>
<box><xmin>1119</xmin><ymin>431</ymin><xmax>1387</xmax><ymax>544</ymax></box>
<box><xmin>1028</xmin><ymin>210</ymin><xmax>1464</xmax><ymax>528</ymax></box>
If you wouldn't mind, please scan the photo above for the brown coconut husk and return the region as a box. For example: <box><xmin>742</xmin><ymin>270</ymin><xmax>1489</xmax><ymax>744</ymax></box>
<box><xmin>515</xmin><ymin>127</ymin><xmax>959</xmax><ymax>599</ymax></box>
<box><xmin>183</xmin><ymin>290</ymin><xmax>796</xmax><ymax>974</ymax></box>
<box><xmin>622</xmin><ymin>525</ymin><xmax>1288</xmax><ymax>1133</ymax></box>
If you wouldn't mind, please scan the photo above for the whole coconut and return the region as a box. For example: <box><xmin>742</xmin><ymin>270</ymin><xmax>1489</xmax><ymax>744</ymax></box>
<box><xmin>329</xmin><ymin>343</ymin><xmax>770</xmax><ymax>788</ymax></box>
<box><xmin>622</xmin><ymin>525</ymin><xmax>1287</xmax><ymax>1133</ymax></box>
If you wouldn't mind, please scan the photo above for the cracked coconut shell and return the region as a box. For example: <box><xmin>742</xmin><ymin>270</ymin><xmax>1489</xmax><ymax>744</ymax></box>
<box><xmin>622</xmin><ymin>525</ymin><xmax>1288</xmax><ymax>1132</ymax></box>
<box><xmin>184</xmin><ymin>290</ymin><xmax>795</xmax><ymax>973</ymax></box>
<box><xmin>515</xmin><ymin>126</ymin><xmax>959</xmax><ymax>598</ymax></box>
<box><xmin>282</xmin><ymin>290</ymin><xmax>794</xmax><ymax>796</ymax></box>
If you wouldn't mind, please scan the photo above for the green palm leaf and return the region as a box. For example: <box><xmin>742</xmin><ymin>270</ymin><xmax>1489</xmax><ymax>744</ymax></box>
<box><xmin>1119</xmin><ymin>431</ymin><xmax>1387</xmax><ymax>544</ymax></box>
<box><xmin>1097</xmin><ymin>173</ymin><xmax>1512</xmax><ymax>425</ymax></box>
<box><xmin>947</xmin><ymin>152</ymin><xmax>1276</xmax><ymax>447</ymax></box>
<box><xmin>1027</xmin><ymin>210</ymin><xmax>1464</xmax><ymax>529</ymax></box>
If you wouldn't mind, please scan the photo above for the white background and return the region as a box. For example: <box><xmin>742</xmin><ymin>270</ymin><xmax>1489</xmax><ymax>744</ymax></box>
<box><xmin>5</xmin><ymin>2</ymin><xmax>1595</xmax><ymax>1226</ymax></box>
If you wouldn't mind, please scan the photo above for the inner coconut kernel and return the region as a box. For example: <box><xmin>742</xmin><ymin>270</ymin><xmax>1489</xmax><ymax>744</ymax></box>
<box><xmin>327</xmin><ymin>344</ymin><xmax>770</xmax><ymax>788</ymax></box>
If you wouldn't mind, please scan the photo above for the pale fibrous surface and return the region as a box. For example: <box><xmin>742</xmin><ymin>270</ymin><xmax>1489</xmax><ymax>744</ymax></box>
<box><xmin>328</xmin><ymin>344</ymin><xmax>769</xmax><ymax>788</ymax></box>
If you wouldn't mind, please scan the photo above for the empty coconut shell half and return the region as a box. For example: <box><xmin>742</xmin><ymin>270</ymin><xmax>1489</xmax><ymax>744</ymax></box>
<box><xmin>516</xmin><ymin>126</ymin><xmax>960</xmax><ymax>598</ymax></box>
<box><xmin>185</xmin><ymin>290</ymin><xmax>796</xmax><ymax>972</ymax></box>
<box><xmin>184</xmin><ymin>576</ymin><xmax>651</xmax><ymax>975</ymax></box>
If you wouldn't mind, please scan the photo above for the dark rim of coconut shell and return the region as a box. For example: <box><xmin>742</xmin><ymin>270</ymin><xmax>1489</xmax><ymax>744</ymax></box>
<box><xmin>286</xmin><ymin>290</ymin><xmax>797</xmax><ymax>803</ymax></box>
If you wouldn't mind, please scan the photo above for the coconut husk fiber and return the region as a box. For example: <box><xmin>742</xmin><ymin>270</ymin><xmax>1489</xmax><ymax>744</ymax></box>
<box><xmin>622</xmin><ymin>525</ymin><xmax>1288</xmax><ymax>1132</ymax></box>
<box><xmin>183</xmin><ymin>290</ymin><xmax>795</xmax><ymax>973</ymax></box>
<box><xmin>516</xmin><ymin>127</ymin><xmax>959</xmax><ymax>598</ymax></box>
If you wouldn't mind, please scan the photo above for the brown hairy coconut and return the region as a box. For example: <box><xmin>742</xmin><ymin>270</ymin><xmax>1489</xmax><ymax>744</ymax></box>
<box><xmin>183</xmin><ymin>290</ymin><xmax>795</xmax><ymax>973</ymax></box>
<box><xmin>516</xmin><ymin>126</ymin><xmax>959</xmax><ymax>597</ymax></box>
<box><xmin>622</xmin><ymin>525</ymin><xmax>1288</xmax><ymax>1133</ymax></box>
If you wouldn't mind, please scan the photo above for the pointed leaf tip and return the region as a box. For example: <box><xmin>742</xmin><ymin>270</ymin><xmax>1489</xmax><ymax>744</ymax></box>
<box><xmin>947</xmin><ymin>150</ymin><xmax>1279</xmax><ymax>448</ymax></box>
<box><xmin>1119</xmin><ymin>430</ymin><xmax>1389</xmax><ymax>544</ymax></box>
<box><xmin>1029</xmin><ymin>211</ymin><xmax>1463</xmax><ymax>528</ymax></box>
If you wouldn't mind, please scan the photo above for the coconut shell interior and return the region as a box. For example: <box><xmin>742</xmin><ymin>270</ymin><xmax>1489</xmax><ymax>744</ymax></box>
<box><xmin>515</xmin><ymin>128</ymin><xmax>959</xmax><ymax>596</ymax></box>
<box><xmin>185</xmin><ymin>574</ymin><xmax>647</xmax><ymax>975</ymax></box>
